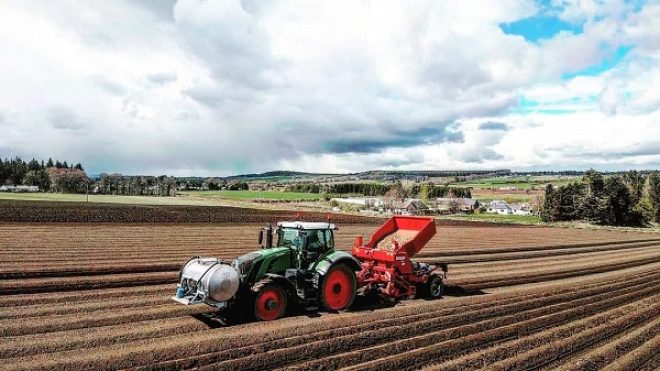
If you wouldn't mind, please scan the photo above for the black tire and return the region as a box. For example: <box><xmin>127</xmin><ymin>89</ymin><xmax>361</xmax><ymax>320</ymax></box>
<box><xmin>253</xmin><ymin>281</ymin><xmax>287</xmax><ymax>321</ymax></box>
<box><xmin>428</xmin><ymin>274</ymin><xmax>444</xmax><ymax>299</ymax></box>
<box><xmin>319</xmin><ymin>264</ymin><xmax>357</xmax><ymax>312</ymax></box>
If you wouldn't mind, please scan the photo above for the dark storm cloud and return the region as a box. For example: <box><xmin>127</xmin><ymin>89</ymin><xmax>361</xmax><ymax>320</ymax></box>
<box><xmin>478</xmin><ymin>121</ymin><xmax>509</xmax><ymax>131</ymax></box>
<box><xmin>47</xmin><ymin>106</ymin><xmax>90</xmax><ymax>132</ymax></box>
<box><xmin>323</xmin><ymin>125</ymin><xmax>464</xmax><ymax>154</ymax></box>
<box><xmin>146</xmin><ymin>72</ymin><xmax>178</xmax><ymax>86</ymax></box>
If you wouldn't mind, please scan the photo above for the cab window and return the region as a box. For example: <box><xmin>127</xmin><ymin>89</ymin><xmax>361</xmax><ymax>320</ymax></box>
<box><xmin>324</xmin><ymin>230</ymin><xmax>334</xmax><ymax>250</ymax></box>
<box><xmin>277</xmin><ymin>229</ymin><xmax>300</xmax><ymax>249</ymax></box>
<box><xmin>307</xmin><ymin>230</ymin><xmax>324</xmax><ymax>252</ymax></box>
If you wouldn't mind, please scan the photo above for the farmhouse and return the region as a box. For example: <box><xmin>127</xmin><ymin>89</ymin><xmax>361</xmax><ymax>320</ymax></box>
<box><xmin>487</xmin><ymin>203</ymin><xmax>513</xmax><ymax>215</ymax></box>
<box><xmin>395</xmin><ymin>199</ymin><xmax>429</xmax><ymax>215</ymax></box>
<box><xmin>436</xmin><ymin>197</ymin><xmax>480</xmax><ymax>213</ymax></box>
<box><xmin>510</xmin><ymin>204</ymin><xmax>533</xmax><ymax>216</ymax></box>
<box><xmin>487</xmin><ymin>202</ymin><xmax>533</xmax><ymax>216</ymax></box>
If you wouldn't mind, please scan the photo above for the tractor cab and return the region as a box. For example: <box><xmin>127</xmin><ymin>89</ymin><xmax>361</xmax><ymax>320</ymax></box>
<box><xmin>261</xmin><ymin>221</ymin><xmax>337</xmax><ymax>269</ymax></box>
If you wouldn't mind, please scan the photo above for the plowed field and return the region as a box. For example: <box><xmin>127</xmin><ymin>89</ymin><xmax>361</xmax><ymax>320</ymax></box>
<box><xmin>2</xmin><ymin>217</ymin><xmax>660</xmax><ymax>370</ymax></box>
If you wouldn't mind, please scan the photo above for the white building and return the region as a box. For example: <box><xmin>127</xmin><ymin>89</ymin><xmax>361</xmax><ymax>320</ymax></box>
<box><xmin>330</xmin><ymin>197</ymin><xmax>384</xmax><ymax>207</ymax></box>
<box><xmin>487</xmin><ymin>203</ymin><xmax>513</xmax><ymax>215</ymax></box>
<box><xmin>487</xmin><ymin>202</ymin><xmax>532</xmax><ymax>215</ymax></box>
<box><xmin>0</xmin><ymin>185</ymin><xmax>39</xmax><ymax>193</ymax></box>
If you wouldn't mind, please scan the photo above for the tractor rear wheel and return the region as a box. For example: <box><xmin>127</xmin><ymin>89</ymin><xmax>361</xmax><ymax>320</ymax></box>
<box><xmin>253</xmin><ymin>283</ymin><xmax>287</xmax><ymax>321</ymax></box>
<box><xmin>320</xmin><ymin>264</ymin><xmax>357</xmax><ymax>311</ymax></box>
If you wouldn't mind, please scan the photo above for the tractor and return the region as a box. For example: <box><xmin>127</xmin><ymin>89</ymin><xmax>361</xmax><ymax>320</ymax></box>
<box><xmin>172</xmin><ymin>220</ymin><xmax>361</xmax><ymax>321</ymax></box>
<box><xmin>172</xmin><ymin>216</ymin><xmax>447</xmax><ymax>321</ymax></box>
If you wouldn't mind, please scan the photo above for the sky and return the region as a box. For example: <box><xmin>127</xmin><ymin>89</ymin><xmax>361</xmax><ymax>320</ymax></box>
<box><xmin>1</xmin><ymin>0</ymin><xmax>659</xmax><ymax>176</ymax></box>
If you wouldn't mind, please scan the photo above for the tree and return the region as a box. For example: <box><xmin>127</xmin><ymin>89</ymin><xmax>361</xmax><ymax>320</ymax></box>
<box><xmin>46</xmin><ymin>158</ymin><xmax>54</xmax><ymax>168</ymax></box>
<box><xmin>581</xmin><ymin>170</ymin><xmax>604</xmax><ymax>222</ymax></box>
<box><xmin>601</xmin><ymin>175</ymin><xmax>638</xmax><ymax>226</ymax></box>
<box><xmin>27</xmin><ymin>159</ymin><xmax>41</xmax><ymax>172</ymax></box>
<box><xmin>419</xmin><ymin>183</ymin><xmax>431</xmax><ymax>201</ymax></box>
<box><xmin>648</xmin><ymin>172</ymin><xmax>660</xmax><ymax>223</ymax></box>
<box><xmin>622</xmin><ymin>170</ymin><xmax>644</xmax><ymax>206</ymax></box>
<box><xmin>10</xmin><ymin>157</ymin><xmax>27</xmax><ymax>185</ymax></box>
<box><xmin>22</xmin><ymin>171</ymin><xmax>40</xmax><ymax>186</ymax></box>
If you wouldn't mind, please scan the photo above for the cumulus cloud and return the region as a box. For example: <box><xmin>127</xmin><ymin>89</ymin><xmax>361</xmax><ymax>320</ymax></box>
<box><xmin>478</xmin><ymin>122</ymin><xmax>509</xmax><ymax>131</ymax></box>
<box><xmin>146</xmin><ymin>72</ymin><xmax>178</xmax><ymax>86</ymax></box>
<box><xmin>47</xmin><ymin>106</ymin><xmax>90</xmax><ymax>132</ymax></box>
<box><xmin>0</xmin><ymin>0</ymin><xmax>659</xmax><ymax>175</ymax></box>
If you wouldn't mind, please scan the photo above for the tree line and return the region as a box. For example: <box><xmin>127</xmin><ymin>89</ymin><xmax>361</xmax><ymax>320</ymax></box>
<box><xmin>95</xmin><ymin>174</ymin><xmax>178</xmax><ymax>196</ymax></box>
<box><xmin>541</xmin><ymin>170</ymin><xmax>660</xmax><ymax>226</ymax></box>
<box><xmin>286</xmin><ymin>181</ymin><xmax>471</xmax><ymax>200</ymax></box>
<box><xmin>0</xmin><ymin>157</ymin><xmax>85</xmax><ymax>192</ymax></box>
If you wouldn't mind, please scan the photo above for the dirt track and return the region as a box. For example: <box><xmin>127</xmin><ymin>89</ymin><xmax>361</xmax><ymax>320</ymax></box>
<box><xmin>1</xmin><ymin>218</ymin><xmax>660</xmax><ymax>370</ymax></box>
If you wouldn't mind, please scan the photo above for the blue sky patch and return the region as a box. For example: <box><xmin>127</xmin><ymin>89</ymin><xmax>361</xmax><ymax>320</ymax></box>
<box><xmin>500</xmin><ymin>15</ymin><xmax>582</xmax><ymax>43</ymax></box>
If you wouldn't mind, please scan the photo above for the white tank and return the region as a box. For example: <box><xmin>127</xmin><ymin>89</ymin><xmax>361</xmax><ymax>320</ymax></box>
<box><xmin>180</xmin><ymin>258</ymin><xmax>240</xmax><ymax>303</ymax></box>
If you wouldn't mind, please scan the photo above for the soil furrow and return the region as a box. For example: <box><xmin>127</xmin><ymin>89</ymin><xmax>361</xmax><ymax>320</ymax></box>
<box><xmin>273</xmin><ymin>282</ymin><xmax>660</xmax><ymax>371</ymax></box>
<box><xmin>144</xmin><ymin>274</ymin><xmax>660</xmax><ymax>371</ymax></box>
<box><xmin>420</xmin><ymin>296</ymin><xmax>660</xmax><ymax>371</ymax></box>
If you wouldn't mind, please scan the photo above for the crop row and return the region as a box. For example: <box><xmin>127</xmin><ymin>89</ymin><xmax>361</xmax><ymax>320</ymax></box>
<box><xmin>0</xmin><ymin>283</ymin><xmax>173</xmax><ymax>307</ymax></box>
<box><xmin>459</xmin><ymin>254</ymin><xmax>660</xmax><ymax>290</ymax></box>
<box><xmin>421</xmin><ymin>299</ymin><xmax>660</xmax><ymax>371</ymax></box>
<box><xmin>7</xmin><ymin>267</ymin><xmax>658</xmax><ymax>371</ymax></box>
<box><xmin>0</xmin><ymin>272</ymin><xmax>177</xmax><ymax>295</ymax></box>
<box><xmin>422</xmin><ymin>240</ymin><xmax>660</xmax><ymax>263</ymax></box>
<box><xmin>5</xmin><ymin>269</ymin><xmax>656</xmax><ymax>361</ymax></box>
<box><xmin>144</xmin><ymin>272</ymin><xmax>660</xmax><ymax>371</ymax></box>
<box><xmin>4</xmin><ymin>241</ymin><xmax>656</xmax><ymax>281</ymax></box>
<box><xmin>548</xmin><ymin>315</ymin><xmax>660</xmax><ymax>371</ymax></box>
<box><xmin>0</xmin><ymin>200</ymin><xmax>381</xmax><ymax>224</ymax></box>
<box><xmin>337</xmin><ymin>294</ymin><xmax>660</xmax><ymax>371</ymax></box>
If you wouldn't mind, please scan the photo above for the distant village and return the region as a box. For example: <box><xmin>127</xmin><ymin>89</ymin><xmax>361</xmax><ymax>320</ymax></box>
<box><xmin>329</xmin><ymin>196</ymin><xmax>534</xmax><ymax>217</ymax></box>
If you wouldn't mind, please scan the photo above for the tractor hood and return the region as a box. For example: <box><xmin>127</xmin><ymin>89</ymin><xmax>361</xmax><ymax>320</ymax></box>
<box><xmin>232</xmin><ymin>247</ymin><xmax>289</xmax><ymax>276</ymax></box>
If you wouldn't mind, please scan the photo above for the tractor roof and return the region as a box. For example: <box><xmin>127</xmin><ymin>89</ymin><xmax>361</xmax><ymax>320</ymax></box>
<box><xmin>278</xmin><ymin>221</ymin><xmax>338</xmax><ymax>230</ymax></box>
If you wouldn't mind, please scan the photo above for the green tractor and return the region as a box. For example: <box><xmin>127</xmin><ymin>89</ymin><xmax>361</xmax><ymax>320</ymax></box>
<box><xmin>172</xmin><ymin>221</ymin><xmax>361</xmax><ymax>321</ymax></box>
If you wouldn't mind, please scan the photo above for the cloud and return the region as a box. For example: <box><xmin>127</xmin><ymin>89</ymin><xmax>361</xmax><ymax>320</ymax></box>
<box><xmin>0</xmin><ymin>0</ymin><xmax>659</xmax><ymax>175</ymax></box>
<box><xmin>146</xmin><ymin>72</ymin><xmax>178</xmax><ymax>86</ymax></box>
<box><xmin>478</xmin><ymin>122</ymin><xmax>509</xmax><ymax>131</ymax></box>
<box><xmin>323</xmin><ymin>124</ymin><xmax>464</xmax><ymax>154</ymax></box>
<box><xmin>47</xmin><ymin>106</ymin><xmax>90</xmax><ymax>132</ymax></box>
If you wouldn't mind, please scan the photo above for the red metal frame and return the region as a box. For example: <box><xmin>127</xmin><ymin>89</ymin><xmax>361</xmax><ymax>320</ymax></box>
<box><xmin>351</xmin><ymin>216</ymin><xmax>438</xmax><ymax>298</ymax></box>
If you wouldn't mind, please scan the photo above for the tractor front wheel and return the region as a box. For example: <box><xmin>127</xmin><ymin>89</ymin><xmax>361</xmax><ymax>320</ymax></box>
<box><xmin>253</xmin><ymin>283</ymin><xmax>287</xmax><ymax>321</ymax></box>
<box><xmin>320</xmin><ymin>264</ymin><xmax>357</xmax><ymax>311</ymax></box>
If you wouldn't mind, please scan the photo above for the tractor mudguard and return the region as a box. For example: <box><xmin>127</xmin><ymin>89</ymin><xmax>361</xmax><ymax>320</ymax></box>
<box><xmin>313</xmin><ymin>251</ymin><xmax>362</xmax><ymax>276</ymax></box>
<box><xmin>253</xmin><ymin>273</ymin><xmax>297</xmax><ymax>299</ymax></box>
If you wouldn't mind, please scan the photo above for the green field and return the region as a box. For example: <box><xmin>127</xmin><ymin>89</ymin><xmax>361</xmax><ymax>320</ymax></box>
<box><xmin>472</xmin><ymin>194</ymin><xmax>540</xmax><ymax>203</ymax></box>
<box><xmin>453</xmin><ymin>175</ymin><xmax>576</xmax><ymax>190</ymax></box>
<box><xmin>445</xmin><ymin>213</ymin><xmax>542</xmax><ymax>224</ymax></box>
<box><xmin>0</xmin><ymin>192</ymin><xmax>218</xmax><ymax>206</ymax></box>
<box><xmin>182</xmin><ymin>190</ymin><xmax>324</xmax><ymax>200</ymax></box>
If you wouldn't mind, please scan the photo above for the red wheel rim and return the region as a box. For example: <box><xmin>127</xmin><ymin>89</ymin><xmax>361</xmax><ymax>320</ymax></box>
<box><xmin>324</xmin><ymin>269</ymin><xmax>354</xmax><ymax>310</ymax></box>
<box><xmin>256</xmin><ymin>287</ymin><xmax>285</xmax><ymax>321</ymax></box>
